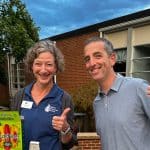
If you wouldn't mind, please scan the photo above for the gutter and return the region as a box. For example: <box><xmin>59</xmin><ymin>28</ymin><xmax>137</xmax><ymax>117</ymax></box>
<box><xmin>98</xmin><ymin>16</ymin><xmax>150</xmax><ymax>32</ymax></box>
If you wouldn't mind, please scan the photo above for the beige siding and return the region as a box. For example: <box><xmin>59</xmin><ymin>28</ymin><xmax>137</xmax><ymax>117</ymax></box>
<box><xmin>133</xmin><ymin>25</ymin><xmax>150</xmax><ymax>46</ymax></box>
<box><xmin>104</xmin><ymin>30</ymin><xmax>127</xmax><ymax>49</ymax></box>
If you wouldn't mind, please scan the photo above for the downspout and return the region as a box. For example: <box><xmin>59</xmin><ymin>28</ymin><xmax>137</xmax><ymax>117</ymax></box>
<box><xmin>7</xmin><ymin>53</ymin><xmax>11</xmax><ymax>98</ymax></box>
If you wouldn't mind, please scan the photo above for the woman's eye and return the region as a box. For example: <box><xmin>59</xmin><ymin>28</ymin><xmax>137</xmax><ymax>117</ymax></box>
<box><xmin>47</xmin><ymin>63</ymin><xmax>53</xmax><ymax>67</ymax></box>
<box><xmin>35</xmin><ymin>63</ymin><xmax>41</xmax><ymax>66</ymax></box>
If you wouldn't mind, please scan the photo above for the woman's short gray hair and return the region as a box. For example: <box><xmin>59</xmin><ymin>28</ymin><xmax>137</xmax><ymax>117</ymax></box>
<box><xmin>25</xmin><ymin>40</ymin><xmax>64</xmax><ymax>74</ymax></box>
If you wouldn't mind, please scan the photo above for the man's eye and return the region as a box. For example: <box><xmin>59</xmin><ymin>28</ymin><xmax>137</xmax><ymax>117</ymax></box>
<box><xmin>95</xmin><ymin>54</ymin><xmax>102</xmax><ymax>58</ymax></box>
<box><xmin>84</xmin><ymin>57</ymin><xmax>90</xmax><ymax>63</ymax></box>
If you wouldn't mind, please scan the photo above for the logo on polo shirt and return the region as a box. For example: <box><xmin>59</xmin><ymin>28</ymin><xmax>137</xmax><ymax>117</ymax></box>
<box><xmin>44</xmin><ymin>104</ymin><xmax>58</xmax><ymax>112</ymax></box>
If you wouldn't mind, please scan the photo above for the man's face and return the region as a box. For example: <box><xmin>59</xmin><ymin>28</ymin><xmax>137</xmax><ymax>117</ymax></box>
<box><xmin>83</xmin><ymin>41</ymin><xmax>116</xmax><ymax>82</ymax></box>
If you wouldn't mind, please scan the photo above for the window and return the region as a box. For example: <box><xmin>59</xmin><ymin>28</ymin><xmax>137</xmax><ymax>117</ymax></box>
<box><xmin>113</xmin><ymin>48</ymin><xmax>127</xmax><ymax>76</ymax></box>
<box><xmin>132</xmin><ymin>44</ymin><xmax>150</xmax><ymax>82</ymax></box>
<box><xmin>11</xmin><ymin>63</ymin><xmax>25</xmax><ymax>89</ymax></box>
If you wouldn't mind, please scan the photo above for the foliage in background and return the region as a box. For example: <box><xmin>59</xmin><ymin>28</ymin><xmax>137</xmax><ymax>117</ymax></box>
<box><xmin>70</xmin><ymin>80</ymin><xmax>98</xmax><ymax>116</ymax></box>
<box><xmin>0</xmin><ymin>0</ymin><xmax>39</xmax><ymax>84</ymax></box>
<box><xmin>0</xmin><ymin>66</ymin><xmax>7</xmax><ymax>84</ymax></box>
<box><xmin>70</xmin><ymin>80</ymin><xmax>98</xmax><ymax>131</ymax></box>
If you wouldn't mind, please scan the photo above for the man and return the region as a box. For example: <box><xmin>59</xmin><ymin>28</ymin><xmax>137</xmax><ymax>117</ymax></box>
<box><xmin>83</xmin><ymin>36</ymin><xmax>150</xmax><ymax>150</ymax></box>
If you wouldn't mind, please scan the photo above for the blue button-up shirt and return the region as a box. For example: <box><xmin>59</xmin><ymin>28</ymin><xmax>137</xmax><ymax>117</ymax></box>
<box><xmin>93</xmin><ymin>74</ymin><xmax>150</xmax><ymax>150</ymax></box>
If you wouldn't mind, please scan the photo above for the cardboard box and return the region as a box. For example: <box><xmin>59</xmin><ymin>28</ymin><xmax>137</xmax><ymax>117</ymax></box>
<box><xmin>0</xmin><ymin>111</ymin><xmax>22</xmax><ymax>150</ymax></box>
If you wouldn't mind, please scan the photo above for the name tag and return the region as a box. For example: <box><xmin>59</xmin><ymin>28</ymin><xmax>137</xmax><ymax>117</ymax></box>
<box><xmin>29</xmin><ymin>141</ymin><xmax>40</xmax><ymax>150</ymax></box>
<box><xmin>21</xmin><ymin>100</ymin><xmax>33</xmax><ymax>109</ymax></box>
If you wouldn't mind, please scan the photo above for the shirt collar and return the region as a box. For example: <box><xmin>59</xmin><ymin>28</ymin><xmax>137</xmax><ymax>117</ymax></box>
<box><xmin>24</xmin><ymin>82</ymin><xmax>63</xmax><ymax>98</ymax></box>
<box><xmin>98</xmin><ymin>74</ymin><xmax>124</xmax><ymax>97</ymax></box>
<box><xmin>47</xmin><ymin>84</ymin><xmax>63</xmax><ymax>98</ymax></box>
<box><xmin>111</xmin><ymin>74</ymin><xmax>124</xmax><ymax>92</ymax></box>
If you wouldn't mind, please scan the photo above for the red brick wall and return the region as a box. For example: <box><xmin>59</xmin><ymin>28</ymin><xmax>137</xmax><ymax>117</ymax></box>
<box><xmin>54</xmin><ymin>31</ymin><xmax>99</xmax><ymax>92</ymax></box>
<box><xmin>0</xmin><ymin>30</ymin><xmax>99</xmax><ymax>106</ymax></box>
<box><xmin>74</xmin><ymin>132</ymin><xmax>102</xmax><ymax>150</ymax></box>
<box><xmin>78</xmin><ymin>139</ymin><xmax>101</xmax><ymax>150</ymax></box>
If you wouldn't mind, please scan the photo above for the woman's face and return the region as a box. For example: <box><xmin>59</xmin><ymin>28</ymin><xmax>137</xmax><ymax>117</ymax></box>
<box><xmin>32</xmin><ymin>51</ymin><xmax>57</xmax><ymax>86</ymax></box>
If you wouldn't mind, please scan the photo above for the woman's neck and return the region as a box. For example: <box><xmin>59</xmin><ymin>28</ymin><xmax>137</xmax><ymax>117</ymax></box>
<box><xmin>31</xmin><ymin>82</ymin><xmax>54</xmax><ymax>104</ymax></box>
<box><xmin>34</xmin><ymin>82</ymin><xmax>53</xmax><ymax>91</ymax></box>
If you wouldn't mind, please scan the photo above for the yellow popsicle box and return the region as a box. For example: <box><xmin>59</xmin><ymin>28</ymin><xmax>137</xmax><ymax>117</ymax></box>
<box><xmin>0</xmin><ymin>111</ymin><xmax>22</xmax><ymax>150</ymax></box>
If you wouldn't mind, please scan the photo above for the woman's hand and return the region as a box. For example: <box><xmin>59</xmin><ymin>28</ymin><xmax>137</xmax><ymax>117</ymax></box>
<box><xmin>52</xmin><ymin>108</ymin><xmax>72</xmax><ymax>143</ymax></box>
<box><xmin>52</xmin><ymin>108</ymin><xmax>70</xmax><ymax>132</ymax></box>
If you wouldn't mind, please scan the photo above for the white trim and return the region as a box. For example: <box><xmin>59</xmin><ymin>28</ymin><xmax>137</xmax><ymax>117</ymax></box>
<box><xmin>98</xmin><ymin>16</ymin><xmax>150</xmax><ymax>32</ymax></box>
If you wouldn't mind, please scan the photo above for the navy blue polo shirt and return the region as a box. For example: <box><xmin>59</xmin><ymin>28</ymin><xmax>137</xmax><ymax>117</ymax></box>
<box><xmin>21</xmin><ymin>83</ymin><xmax>64</xmax><ymax>150</ymax></box>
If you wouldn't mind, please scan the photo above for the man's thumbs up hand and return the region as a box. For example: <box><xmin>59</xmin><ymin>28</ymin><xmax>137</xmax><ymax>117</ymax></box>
<box><xmin>52</xmin><ymin>108</ymin><xmax>70</xmax><ymax>131</ymax></box>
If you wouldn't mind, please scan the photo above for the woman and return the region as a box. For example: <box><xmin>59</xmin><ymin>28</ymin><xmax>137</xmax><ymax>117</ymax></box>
<box><xmin>10</xmin><ymin>40</ymin><xmax>77</xmax><ymax>150</ymax></box>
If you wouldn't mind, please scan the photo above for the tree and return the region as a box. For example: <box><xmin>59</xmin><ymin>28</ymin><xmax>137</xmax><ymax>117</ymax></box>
<box><xmin>0</xmin><ymin>0</ymin><xmax>39</xmax><ymax>84</ymax></box>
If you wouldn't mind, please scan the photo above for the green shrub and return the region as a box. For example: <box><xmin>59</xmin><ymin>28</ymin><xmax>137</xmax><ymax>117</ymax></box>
<box><xmin>70</xmin><ymin>80</ymin><xmax>98</xmax><ymax>131</ymax></box>
<box><xmin>70</xmin><ymin>80</ymin><xmax>98</xmax><ymax>116</ymax></box>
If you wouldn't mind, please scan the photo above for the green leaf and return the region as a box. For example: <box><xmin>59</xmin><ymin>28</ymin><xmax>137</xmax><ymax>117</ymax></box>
<box><xmin>0</xmin><ymin>0</ymin><xmax>39</xmax><ymax>84</ymax></box>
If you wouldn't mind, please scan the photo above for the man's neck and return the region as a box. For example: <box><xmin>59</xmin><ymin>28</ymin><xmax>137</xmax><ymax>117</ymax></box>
<box><xmin>98</xmin><ymin>72</ymin><xmax>117</xmax><ymax>94</ymax></box>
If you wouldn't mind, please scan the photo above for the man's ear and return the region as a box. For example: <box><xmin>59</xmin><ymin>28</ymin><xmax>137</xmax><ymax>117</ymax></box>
<box><xmin>110</xmin><ymin>52</ymin><xmax>117</xmax><ymax>66</ymax></box>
